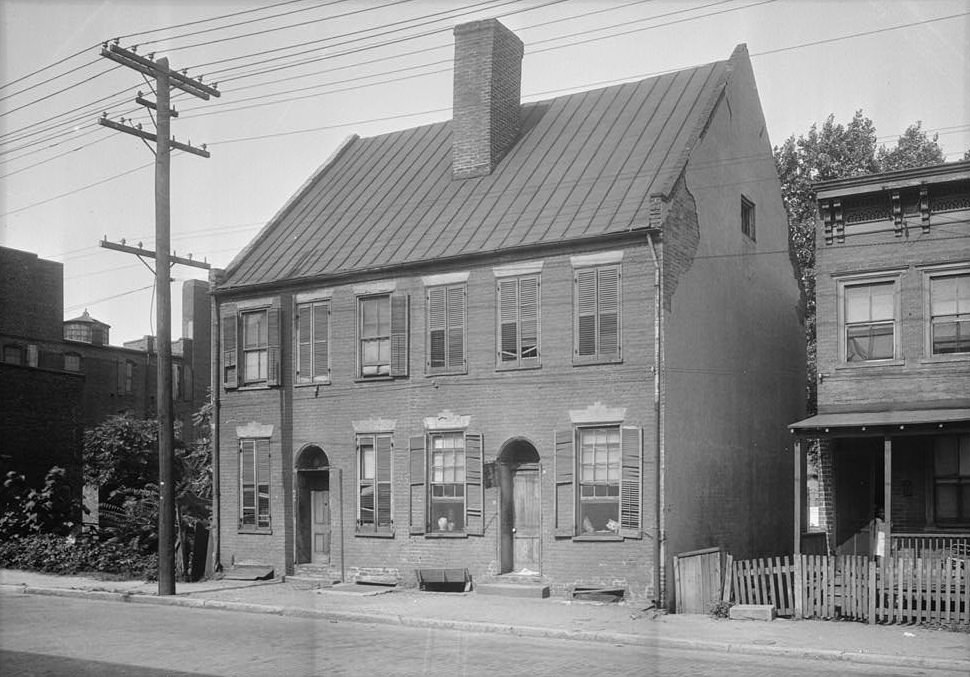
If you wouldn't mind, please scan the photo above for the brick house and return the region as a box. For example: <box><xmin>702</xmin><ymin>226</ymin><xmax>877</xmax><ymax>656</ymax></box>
<box><xmin>212</xmin><ymin>19</ymin><xmax>804</xmax><ymax>606</ymax></box>
<box><xmin>0</xmin><ymin>246</ymin><xmax>210</xmax><ymax>499</ymax></box>
<box><xmin>790</xmin><ymin>161</ymin><xmax>970</xmax><ymax>558</ymax></box>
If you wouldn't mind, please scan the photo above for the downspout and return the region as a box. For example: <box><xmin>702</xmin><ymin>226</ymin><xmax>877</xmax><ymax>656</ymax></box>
<box><xmin>208</xmin><ymin>269</ymin><xmax>222</xmax><ymax>573</ymax></box>
<box><xmin>646</xmin><ymin>230</ymin><xmax>665</xmax><ymax>608</ymax></box>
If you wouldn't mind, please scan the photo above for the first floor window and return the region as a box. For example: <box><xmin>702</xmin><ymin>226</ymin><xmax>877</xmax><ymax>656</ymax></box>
<box><xmin>431</xmin><ymin>432</ymin><xmax>466</xmax><ymax>532</ymax></box>
<box><xmin>578</xmin><ymin>427</ymin><xmax>621</xmax><ymax>533</ymax></box>
<box><xmin>741</xmin><ymin>195</ymin><xmax>756</xmax><ymax>241</ymax></box>
<box><xmin>935</xmin><ymin>435</ymin><xmax>970</xmax><ymax>524</ymax></box>
<box><xmin>554</xmin><ymin>425</ymin><xmax>642</xmax><ymax>539</ymax></box>
<box><xmin>929</xmin><ymin>272</ymin><xmax>970</xmax><ymax>355</ymax></box>
<box><xmin>408</xmin><ymin>430</ymin><xmax>483</xmax><ymax>536</ymax></box>
<box><xmin>843</xmin><ymin>279</ymin><xmax>896</xmax><ymax>362</ymax></box>
<box><xmin>240</xmin><ymin>439</ymin><xmax>271</xmax><ymax>530</ymax></box>
<box><xmin>357</xmin><ymin>434</ymin><xmax>392</xmax><ymax>533</ymax></box>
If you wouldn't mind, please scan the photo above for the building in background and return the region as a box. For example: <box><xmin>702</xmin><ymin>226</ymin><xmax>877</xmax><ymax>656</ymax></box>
<box><xmin>0</xmin><ymin>245</ymin><xmax>210</xmax><ymax>499</ymax></box>
<box><xmin>790</xmin><ymin>160</ymin><xmax>970</xmax><ymax>558</ymax></box>
<box><xmin>212</xmin><ymin>20</ymin><xmax>804</xmax><ymax>607</ymax></box>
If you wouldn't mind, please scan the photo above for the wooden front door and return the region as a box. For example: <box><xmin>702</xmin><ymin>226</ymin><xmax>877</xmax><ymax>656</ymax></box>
<box><xmin>512</xmin><ymin>466</ymin><xmax>540</xmax><ymax>571</ymax></box>
<box><xmin>302</xmin><ymin>472</ymin><xmax>330</xmax><ymax>564</ymax></box>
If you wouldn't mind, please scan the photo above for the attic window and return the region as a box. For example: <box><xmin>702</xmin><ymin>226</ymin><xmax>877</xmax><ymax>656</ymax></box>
<box><xmin>741</xmin><ymin>195</ymin><xmax>756</xmax><ymax>241</ymax></box>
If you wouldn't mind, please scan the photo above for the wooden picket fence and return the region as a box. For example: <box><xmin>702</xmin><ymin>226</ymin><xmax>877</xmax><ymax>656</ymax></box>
<box><xmin>724</xmin><ymin>554</ymin><xmax>970</xmax><ymax>625</ymax></box>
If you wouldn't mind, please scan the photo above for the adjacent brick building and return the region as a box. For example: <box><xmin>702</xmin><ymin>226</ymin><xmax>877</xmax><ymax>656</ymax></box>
<box><xmin>790</xmin><ymin>161</ymin><xmax>970</xmax><ymax>558</ymax></box>
<box><xmin>213</xmin><ymin>20</ymin><xmax>804</xmax><ymax>607</ymax></box>
<box><xmin>0</xmin><ymin>246</ymin><xmax>210</xmax><ymax>496</ymax></box>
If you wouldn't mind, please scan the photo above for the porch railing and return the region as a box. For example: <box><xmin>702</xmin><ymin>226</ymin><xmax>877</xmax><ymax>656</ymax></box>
<box><xmin>891</xmin><ymin>533</ymin><xmax>970</xmax><ymax>560</ymax></box>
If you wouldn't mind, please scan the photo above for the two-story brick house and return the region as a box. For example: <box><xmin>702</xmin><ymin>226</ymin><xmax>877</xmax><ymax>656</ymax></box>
<box><xmin>212</xmin><ymin>19</ymin><xmax>804</xmax><ymax>606</ymax></box>
<box><xmin>790</xmin><ymin>161</ymin><xmax>970</xmax><ymax>558</ymax></box>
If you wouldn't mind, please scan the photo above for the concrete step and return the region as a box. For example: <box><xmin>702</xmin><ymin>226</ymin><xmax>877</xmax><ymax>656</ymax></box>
<box><xmin>287</xmin><ymin>575</ymin><xmax>337</xmax><ymax>590</ymax></box>
<box><xmin>475</xmin><ymin>582</ymin><xmax>550</xmax><ymax>598</ymax></box>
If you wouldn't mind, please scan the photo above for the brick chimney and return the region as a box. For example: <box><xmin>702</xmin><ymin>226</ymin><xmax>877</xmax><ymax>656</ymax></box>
<box><xmin>452</xmin><ymin>19</ymin><xmax>524</xmax><ymax>180</ymax></box>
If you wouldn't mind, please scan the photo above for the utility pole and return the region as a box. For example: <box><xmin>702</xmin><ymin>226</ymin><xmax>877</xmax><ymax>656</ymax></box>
<box><xmin>98</xmin><ymin>41</ymin><xmax>218</xmax><ymax>595</ymax></box>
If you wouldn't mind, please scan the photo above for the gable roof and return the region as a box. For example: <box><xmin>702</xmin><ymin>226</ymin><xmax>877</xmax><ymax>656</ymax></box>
<box><xmin>221</xmin><ymin>47</ymin><xmax>745</xmax><ymax>291</ymax></box>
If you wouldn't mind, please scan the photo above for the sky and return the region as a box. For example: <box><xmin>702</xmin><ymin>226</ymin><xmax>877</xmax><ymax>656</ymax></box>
<box><xmin>1</xmin><ymin>0</ymin><xmax>968</xmax><ymax>346</ymax></box>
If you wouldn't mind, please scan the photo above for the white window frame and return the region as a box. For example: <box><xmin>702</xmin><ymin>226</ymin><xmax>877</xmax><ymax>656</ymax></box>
<box><xmin>358</xmin><ymin>294</ymin><xmax>392</xmax><ymax>378</ymax></box>
<box><xmin>836</xmin><ymin>272</ymin><xmax>901</xmax><ymax>364</ymax></box>
<box><xmin>923</xmin><ymin>264</ymin><xmax>970</xmax><ymax>358</ymax></box>
<box><xmin>241</xmin><ymin>308</ymin><xmax>269</xmax><ymax>385</ymax></box>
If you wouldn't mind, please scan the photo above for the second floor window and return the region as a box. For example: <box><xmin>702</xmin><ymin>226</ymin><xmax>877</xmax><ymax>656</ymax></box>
<box><xmin>497</xmin><ymin>275</ymin><xmax>539</xmax><ymax>368</ymax></box>
<box><xmin>296</xmin><ymin>300</ymin><xmax>330</xmax><ymax>383</ymax></box>
<box><xmin>574</xmin><ymin>265</ymin><xmax>621</xmax><ymax>363</ymax></box>
<box><xmin>843</xmin><ymin>280</ymin><xmax>896</xmax><ymax>362</ymax></box>
<box><xmin>358</xmin><ymin>294</ymin><xmax>409</xmax><ymax>379</ymax></box>
<box><xmin>929</xmin><ymin>272</ymin><xmax>970</xmax><ymax>355</ymax></box>
<box><xmin>427</xmin><ymin>284</ymin><xmax>466</xmax><ymax>373</ymax></box>
<box><xmin>220</xmin><ymin>302</ymin><xmax>281</xmax><ymax>389</ymax></box>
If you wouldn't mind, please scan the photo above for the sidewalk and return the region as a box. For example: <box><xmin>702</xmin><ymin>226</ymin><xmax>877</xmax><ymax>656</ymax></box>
<box><xmin>2</xmin><ymin>568</ymin><xmax>967</xmax><ymax>672</ymax></box>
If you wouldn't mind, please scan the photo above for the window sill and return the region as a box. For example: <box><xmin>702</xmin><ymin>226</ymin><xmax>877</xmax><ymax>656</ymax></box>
<box><xmin>354</xmin><ymin>375</ymin><xmax>397</xmax><ymax>383</ymax></box>
<box><xmin>425</xmin><ymin>532</ymin><xmax>468</xmax><ymax>539</ymax></box>
<box><xmin>238</xmin><ymin>383</ymin><xmax>273</xmax><ymax>391</ymax></box>
<box><xmin>573</xmin><ymin>533</ymin><xmax>623</xmax><ymax>542</ymax></box>
<box><xmin>918</xmin><ymin>354</ymin><xmax>970</xmax><ymax>365</ymax></box>
<box><xmin>495</xmin><ymin>363</ymin><xmax>542</xmax><ymax>372</ymax></box>
<box><xmin>835</xmin><ymin>359</ymin><xmax>904</xmax><ymax>370</ymax></box>
<box><xmin>238</xmin><ymin>527</ymin><xmax>273</xmax><ymax>535</ymax></box>
<box><xmin>295</xmin><ymin>380</ymin><xmax>330</xmax><ymax>387</ymax></box>
<box><xmin>355</xmin><ymin>529</ymin><xmax>395</xmax><ymax>538</ymax></box>
<box><xmin>425</xmin><ymin>369</ymin><xmax>467</xmax><ymax>377</ymax></box>
<box><xmin>573</xmin><ymin>356</ymin><xmax>623</xmax><ymax>367</ymax></box>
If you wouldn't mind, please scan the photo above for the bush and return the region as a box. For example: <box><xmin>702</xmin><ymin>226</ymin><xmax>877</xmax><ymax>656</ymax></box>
<box><xmin>709</xmin><ymin>600</ymin><xmax>735</xmax><ymax>619</ymax></box>
<box><xmin>0</xmin><ymin>533</ymin><xmax>157</xmax><ymax>580</ymax></box>
<box><xmin>0</xmin><ymin>467</ymin><xmax>82</xmax><ymax>539</ymax></box>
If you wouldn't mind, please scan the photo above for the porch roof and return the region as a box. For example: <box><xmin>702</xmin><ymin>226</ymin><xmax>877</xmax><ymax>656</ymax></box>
<box><xmin>789</xmin><ymin>408</ymin><xmax>970</xmax><ymax>436</ymax></box>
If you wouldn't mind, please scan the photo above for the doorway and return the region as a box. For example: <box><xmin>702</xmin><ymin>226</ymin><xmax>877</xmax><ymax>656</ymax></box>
<box><xmin>296</xmin><ymin>446</ymin><xmax>331</xmax><ymax>565</ymax></box>
<box><xmin>498</xmin><ymin>438</ymin><xmax>541</xmax><ymax>574</ymax></box>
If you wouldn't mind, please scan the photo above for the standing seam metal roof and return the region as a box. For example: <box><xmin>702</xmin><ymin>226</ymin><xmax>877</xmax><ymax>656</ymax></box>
<box><xmin>222</xmin><ymin>53</ymin><xmax>735</xmax><ymax>290</ymax></box>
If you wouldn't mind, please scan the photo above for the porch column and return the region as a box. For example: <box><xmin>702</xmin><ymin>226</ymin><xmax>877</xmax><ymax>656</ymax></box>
<box><xmin>883</xmin><ymin>436</ymin><xmax>892</xmax><ymax>555</ymax></box>
<box><xmin>794</xmin><ymin>437</ymin><xmax>804</xmax><ymax>555</ymax></box>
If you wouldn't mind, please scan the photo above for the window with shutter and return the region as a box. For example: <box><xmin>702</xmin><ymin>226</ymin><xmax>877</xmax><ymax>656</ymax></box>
<box><xmin>357</xmin><ymin>433</ymin><xmax>393</xmax><ymax>535</ymax></box>
<box><xmin>427</xmin><ymin>284</ymin><xmax>466</xmax><ymax>374</ymax></box>
<box><xmin>296</xmin><ymin>300</ymin><xmax>330</xmax><ymax>384</ymax></box>
<box><xmin>359</xmin><ymin>293</ymin><xmax>409</xmax><ymax>378</ymax></box>
<box><xmin>239</xmin><ymin>438</ymin><xmax>271</xmax><ymax>532</ymax></box>
<box><xmin>497</xmin><ymin>275</ymin><xmax>540</xmax><ymax>369</ymax></box>
<box><xmin>554</xmin><ymin>429</ymin><xmax>575</xmax><ymax>537</ymax></box>
<box><xmin>619</xmin><ymin>426</ymin><xmax>643</xmax><ymax>538</ymax></box>
<box><xmin>574</xmin><ymin>265</ymin><xmax>621</xmax><ymax>364</ymax></box>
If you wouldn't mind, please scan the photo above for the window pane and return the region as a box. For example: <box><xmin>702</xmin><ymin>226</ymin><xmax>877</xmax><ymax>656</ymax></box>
<box><xmin>931</xmin><ymin>276</ymin><xmax>958</xmax><ymax>316</ymax></box>
<box><xmin>935</xmin><ymin>438</ymin><xmax>958</xmax><ymax>476</ymax></box>
<box><xmin>936</xmin><ymin>484</ymin><xmax>958</xmax><ymax>520</ymax></box>
<box><xmin>870</xmin><ymin>283</ymin><xmax>894</xmax><ymax>321</ymax></box>
<box><xmin>359</xmin><ymin>485</ymin><xmax>374</xmax><ymax>524</ymax></box>
<box><xmin>845</xmin><ymin>286</ymin><xmax>870</xmax><ymax>323</ymax></box>
<box><xmin>360</xmin><ymin>444</ymin><xmax>375</xmax><ymax>479</ymax></box>
<box><xmin>579</xmin><ymin>499</ymin><xmax>619</xmax><ymax>533</ymax></box>
<box><xmin>361</xmin><ymin>297</ymin><xmax>389</xmax><ymax>338</ymax></box>
<box><xmin>430</xmin><ymin>498</ymin><xmax>463</xmax><ymax>532</ymax></box>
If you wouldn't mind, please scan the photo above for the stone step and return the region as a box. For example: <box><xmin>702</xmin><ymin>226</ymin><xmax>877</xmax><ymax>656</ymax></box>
<box><xmin>287</xmin><ymin>575</ymin><xmax>337</xmax><ymax>590</ymax></box>
<box><xmin>475</xmin><ymin>582</ymin><xmax>550</xmax><ymax>598</ymax></box>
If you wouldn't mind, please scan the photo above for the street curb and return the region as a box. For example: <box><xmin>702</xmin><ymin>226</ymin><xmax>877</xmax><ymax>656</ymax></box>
<box><xmin>4</xmin><ymin>584</ymin><xmax>969</xmax><ymax>673</ymax></box>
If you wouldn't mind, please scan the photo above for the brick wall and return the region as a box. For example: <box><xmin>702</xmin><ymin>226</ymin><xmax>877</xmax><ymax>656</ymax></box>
<box><xmin>218</xmin><ymin>243</ymin><xmax>659</xmax><ymax>599</ymax></box>
<box><xmin>0</xmin><ymin>247</ymin><xmax>64</xmax><ymax>342</ymax></box>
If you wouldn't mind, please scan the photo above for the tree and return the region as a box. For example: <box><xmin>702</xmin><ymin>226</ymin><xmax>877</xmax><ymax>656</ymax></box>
<box><xmin>877</xmin><ymin>121</ymin><xmax>946</xmax><ymax>173</ymax></box>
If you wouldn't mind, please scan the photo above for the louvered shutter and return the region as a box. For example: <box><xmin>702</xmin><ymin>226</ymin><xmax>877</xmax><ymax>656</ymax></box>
<box><xmin>575</xmin><ymin>270</ymin><xmax>597</xmax><ymax>357</ymax></box>
<box><xmin>221</xmin><ymin>304</ymin><xmax>238</xmax><ymax>389</ymax></box>
<box><xmin>409</xmin><ymin>434</ymin><xmax>426</xmax><ymax>534</ymax></box>
<box><xmin>465</xmin><ymin>432</ymin><xmax>484</xmax><ymax>536</ymax></box>
<box><xmin>266</xmin><ymin>305</ymin><xmax>281</xmax><ymax>386</ymax></box>
<box><xmin>427</xmin><ymin>287</ymin><xmax>446</xmax><ymax>369</ymax></box>
<box><xmin>390</xmin><ymin>294</ymin><xmax>409</xmax><ymax>377</ymax></box>
<box><xmin>619</xmin><ymin>426</ymin><xmax>642</xmax><ymax>538</ymax></box>
<box><xmin>116</xmin><ymin>359</ymin><xmax>125</xmax><ymax>393</ymax></box>
<box><xmin>598</xmin><ymin>266</ymin><xmax>620</xmax><ymax>358</ymax></box>
<box><xmin>296</xmin><ymin>304</ymin><xmax>311</xmax><ymax>384</ymax></box>
<box><xmin>240</xmin><ymin>441</ymin><xmax>255</xmax><ymax>527</ymax></box>
<box><xmin>498</xmin><ymin>279</ymin><xmax>518</xmax><ymax>363</ymax></box>
<box><xmin>519</xmin><ymin>276</ymin><xmax>539</xmax><ymax>366</ymax></box>
<box><xmin>312</xmin><ymin>302</ymin><xmax>329</xmax><ymax>381</ymax></box>
<box><xmin>256</xmin><ymin>438</ymin><xmax>271</xmax><ymax>528</ymax></box>
<box><xmin>554</xmin><ymin>429</ymin><xmax>575</xmax><ymax>537</ymax></box>
<box><xmin>376</xmin><ymin>434</ymin><xmax>393</xmax><ymax>528</ymax></box>
<box><xmin>447</xmin><ymin>285</ymin><xmax>466</xmax><ymax>371</ymax></box>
